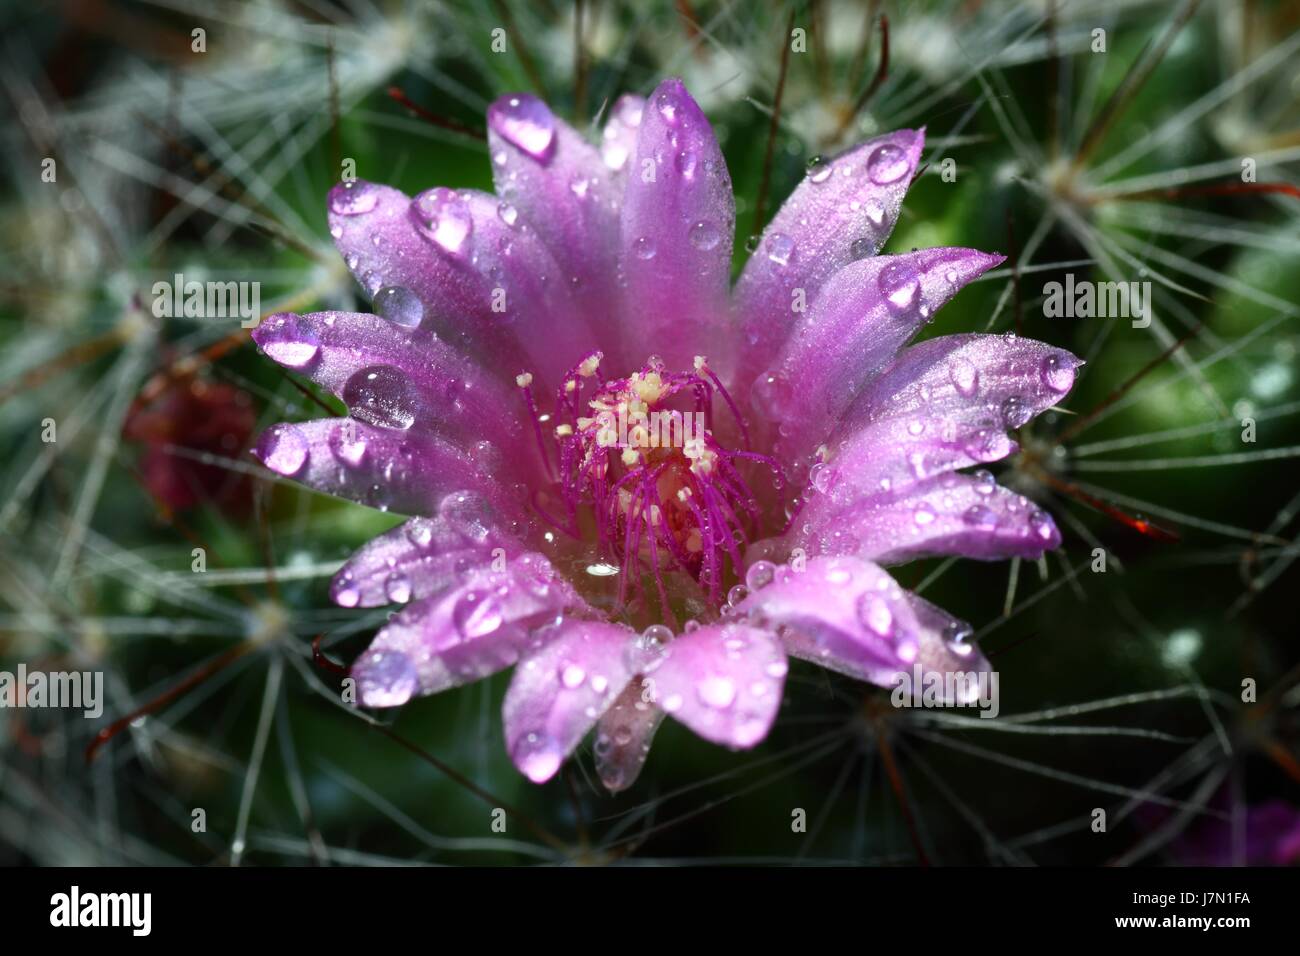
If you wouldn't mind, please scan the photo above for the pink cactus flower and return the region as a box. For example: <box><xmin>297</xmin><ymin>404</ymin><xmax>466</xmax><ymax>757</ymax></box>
<box><xmin>251</xmin><ymin>79</ymin><xmax>1080</xmax><ymax>790</ymax></box>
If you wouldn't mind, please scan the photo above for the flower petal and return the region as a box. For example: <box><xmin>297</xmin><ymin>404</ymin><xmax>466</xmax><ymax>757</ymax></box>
<box><xmin>735</xmin><ymin>555</ymin><xmax>919</xmax><ymax>686</ymax></box>
<box><xmin>648</xmin><ymin>622</ymin><xmax>786</xmax><ymax>749</ymax></box>
<box><xmin>327</xmin><ymin>180</ymin><xmax>593</xmax><ymax>388</ymax></box>
<box><xmin>502</xmin><ymin>620</ymin><xmax>637</xmax><ymax>783</ymax></box>
<box><xmin>618</xmin><ymin>78</ymin><xmax>735</xmax><ymax>371</ymax></box>
<box><xmin>811</xmin><ymin>333</ymin><xmax>1082</xmax><ymax>502</ymax></box>
<box><xmin>488</xmin><ymin>93</ymin><xmax>622</xmax><ymax>353</ymax></box>
<box><xmin>351</xmin><ymin>553</ymin><xmax>587</xmax><ymax>705</ymax></box>
<box><xmin>733</xmin><ymin>128</ymin><xmax>924</xmax><ymax>386</ymax></box>
<box><xmin>253</xmin><ymin>418</ymin><xmax>521</xmax><ymax>519</ymax></box>
<box><xmin>252</xmin><ymin>310</ymin><xmax>528</xmax><ymax>452</ymax></box>
<box><xmin>734</xmin><ymin>555</ymin><xmax>988</xmax><ymax>700</ymax></box>
<box><xmin>797</xmin><ymin>471</ymin><xmax>1062</xmax><ymax>563</ymax></box>
<box><xmin>752</xmin><ymin>248</ymin><xmax>1004</xmax><ymax>463</ymax></box>
<box><xmin>593</xmin><ymin>680</ymin><xmax>664</xmax><ymax>793</ymax></box>
<box><xmin>330</xmin><ymin>495</ymin><xmax>528</xmax><ymax>608</ymax></box>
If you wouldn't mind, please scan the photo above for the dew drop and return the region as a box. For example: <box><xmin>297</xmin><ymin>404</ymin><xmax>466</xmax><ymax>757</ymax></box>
<box><xmin>328</xmin><ymin>180</ymin><xmax>378</xmax><ymax>216</ymax></box>
<box><xmin>487</xmin><ymin>94</ymin><xmax>556</xmax><ymax>161</ymax></box>
<box><xmin>866</xmin><ymin>143</ymin><xmax>911</xmax><ymax>185</ymax></box>
<box><xmin>878</xmin><ymin>260</ymin><xmax>920</xmax><ymax>312</ymax></box>
<box><xmin>343</xmin><ymin>365</ymin><xmax>419</xmax><ymax>430</ymax></box>
<box><xmin>453</xmin><ymin>592</ymin><xmax>504</xmax><ymax>640</ymax></box>
<box><xmin>1040</xmin><ymin>354</ymin><xmax>1075</xmax><ymax>393</ymax></box>
<box><xmin>258</xmin><ymin>312</ymin><xmax>320</xmax><ymax>368</ymax></box>
<box><xmin>766</xmin><ymin>233</ymin><xmax>794</xmax><ymax>266</ymax></box>
<box><xmin>385</xmin><ymin>572</ymin><xmax>412</xmax><ymax>604</ymax></box>
<box><xmin>328</xmin><ymin>419</ymin><xmax>369</xmax><ymax>467</ymax></box>
<box><xmin>412</xmin><ymin>188</ymin><xmax>472</xmax><ymax>253</ymax></box>
<box><xmin>633</xmin><ymin>236</ymin><xmax>656</xmax><ymax>260</ymax></box>
<box><xmin>258</xmin><ymin>424</ymin><xmax>309</xmax><ymax>476</ymax></box>
<box><xmin>689</xmin><ymin>220</ymin><xmax>720</xmax><ymax>251</ymax></box>
<box><xmin>355</xmin><ymin>649</ymin><xmax>417</xmax><ymax>707</ymax></box>
<box><xmin>963</xmin><ymin>504</ymin><xmax>998</xmax><ymax>528</ymax></box>
<box><xmin>374</xmin><ymin>286</ymin><xmax>424</xmax><ymax>328</ymax></box>
<box><xmin>948</xmin><ymin>357</ymin><xmax>979</xmax><ymax>396</ymax></box>
<box><xmin>850</xmin><ymin>237</ymin><xmax>874</xmax><ymax>260</ymax></box>
<box><xmin>697</xmin><ymin>675</ymin><xmax>736</xmax><ymax>709</ymax></box>
<box><xmin>745</xmin><ymin>560</ymin><xmax>777</xmax><ymax>591</ymax></box>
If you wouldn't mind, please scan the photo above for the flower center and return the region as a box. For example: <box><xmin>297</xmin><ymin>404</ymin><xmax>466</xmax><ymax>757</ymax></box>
<box><xmin>517</xmin><ymin>354</ymin><xmax>784</xmax><ymax>625</ymax></box>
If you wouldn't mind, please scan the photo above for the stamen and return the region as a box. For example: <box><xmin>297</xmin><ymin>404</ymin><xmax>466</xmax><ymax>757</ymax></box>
<box><xmin>519</xmin><ymin>355</ymin><xmax>775</xmax><ymax>615</ymax></box>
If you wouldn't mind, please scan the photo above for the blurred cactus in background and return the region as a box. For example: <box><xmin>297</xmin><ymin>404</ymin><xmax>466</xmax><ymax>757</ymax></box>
<box><xmin>1</xmin><ymin>0</ymin><xmax>1297</xmax><ymax>866</ymax></box>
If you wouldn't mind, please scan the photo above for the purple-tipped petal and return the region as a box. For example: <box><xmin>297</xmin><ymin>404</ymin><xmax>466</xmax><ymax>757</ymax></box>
<box><xmin>253</xmin><ymin>418</ymin><xmax>521</xmax><ymax>519</ymax></box>
<box><xmin>252</xmin><ymin>310</ymin><xmax>527</xmax><ymax>453</ymax></box>
<box><xmin>648</xmin><ymin>622</ymin><xmax>786</xmax><ymax>749</ymax></box>
<box><xmin>351</xmin><ymin>553</ymin><xmax>587</xmax><ymax>704</ymax></box>
<box><xmin>797</xmin><ymin>471</ymin><xmax>1062</xmax><ymax>563</ymax></box>
<box><xmin>735</xmin><ymin>555</ymin><xmax>989</xmax><ymax>699</ymax></box>
<box><xmin>327</xmin><ymin>180</ymin><xmax>593</xmax><ymax>388</ymax></box>
<box><xmin>902</xmin><ymin>592</ymin><xmax>992</xmax><ymax>705</ymax></box>
<box><xmin>502</xmin><ymin>620</ymin><xmax>637</xmax><ymax>783</ymax></box>
<box><xmin>330</xmin><ymin>496</ymin><xmax>529</xmax><ymax>608</ymax></box>
<box><xmin>810</xmin><ymin>333</ymin><xmax>1082</xmax><ymax>502</ymax></box>
<box><xmin>734</xmin><ymin>128</ymin><xmax>925</xmax><ymax>386</ymax></box>
<box><xmin>593</xmin><ymin>680</ymin><xmax>664</xmax><ymax>793</ymax></box>
<box><xmin>600</xmin><ymin>95</ymin><xmax>646</xmax><ymax>180</ymax></box>
<box><xmin>752</xmin><ymin>247</ymin><xmax>1005</xmax><ymax>463</ymax></box>
<box><xmin>488</xmin><ymin>93</ymin><xmax>621</xmax><ymax>351</ymax></box>
<box><xmin>618</xmin><ymin>78</ymin><xmax>735</xmax><ymax>370</ymax></box>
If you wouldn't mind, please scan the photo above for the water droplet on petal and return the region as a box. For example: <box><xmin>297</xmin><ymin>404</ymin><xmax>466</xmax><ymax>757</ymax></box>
<box><xmin>1002</xmin><ymin>395</ymin><xmax>1032</xmax><ymax>428</ymax></box>
<box><xmin>487</xmin><ymin>94</ymin><xmax>556</xmax><ymax>161</ymax></box>
<box><xmin>258</xmin><ymin>312</ymin><xmax>320</xmax><ymax>368</ymax></box>
<box><xmin>559</xmin><ymin>662</ymin><xmax>586</xmax><ymax>688</ymax></box>
<box><xmin>752</xmin><ymin>371</ymin><xmax>793</xmax><ymax>417</ymax></box>
<box><xmin>913</xmin><ymin>503</ymin><xmax>936</xmax><ymax>525</ymax></box>
<box><xmin>633</xmin><ymin>236</ymin><xmax>656</xmax><ymax>260</ymax></box>
<box><xmin>374</xmin><ymin>286</ymin><xmax>424</xmax><ymax>328</ymax></box>
<box><xmin>766</xmin><ymin>233</ymin><xmax>794</xmax><ymax>266</ymax></box>
<box><xmin>850</xmin><ymin>237</ymin><xmax>874</xmax><ymax>260</ymax></box>
<box><xmin>258</xmin><ymin>424</ymin><xmax>309</xmax><ymax>476</ymax></box>
<box><xmin>405</xmin><ymin>519</ymin><xmax>435</xmax><ymax>548</ymax></box>
<box><xmin>1028</xmin><ymin>509</ymin><xmax>1055</xmax><ymax>541</ymax></box>
<box><xmin>655</xmin><ymin>90</ymin><xmax>679</xmax><ymax>125</ymax></box>
<box><xmin>343</xmin><ymin>365</ymin><xmax>419</xmax><ymax>430</ymax></box>
<box><xmin>453</xmin><ymin>592</ymin><xmax>504</xmax><ymax>640</ymax></box>
<box><xmin>963</xmin><ymin>504</ymin><xmax>998</xmax><ymax>528</ymax></box>
<box><xmin>513</xmin><ymin>732</ymin><xmax>562</xmax><ymax>782</ymax></box>
<box><xmin>385</xmin><ymin>572</ymin><xmax>412</xmax><ymax>603</ymax></box>
<box><xmin>878</xmin><ymin>260</ymin><xmax>920</xmax><ymax>312</ymax></box>
<box><xmin>866</xmin><ymin>142</ymin><xmax>911</xmax><ymax>185</ymax></box>
<box><xmin>356</xmin><ymin>649</ymin><xmax>418</xmax><ymax>707</ymax></box>
<box><xmin>1040</xmin><ymin>354</ymin><xmax>1075</xmax><ymax>392</ymax></box>
<box><xmin>857</xmin><ymin>594</ymin><xmax>893</xmax><ymax>636</ymax></box>
<box><xmin>689</xmin><ymin>220</ymin><xmax>720</xmax><ymax>251</ymax></box>
<box><xmin>328</xmin><ymin>420</ymin><xmax>369</xmax><ymax>467</ymax></box>
<box><xmin>328</xmin><ymin>180</ymin><xmax>378</xmax><ymax>216</ymax></box>
<box><xmin>745</xmin><ymin>560</ymin><xmax>777</xmax><ymax>591</ymax></box>
<box><xmin>697</xmin><ymin>675</ymin><xmax>736</xmax><ymax>709</ymax></box>
<box><xmin>948</xmin><ymin>357</ymin><xmax>979</xmax><ymax>396</ymax></box>
<box><xmin>806</xmin><ymin>156</ymin><xmax>832</xmax><ymax>183</ymax></box>
<box><xmin>413</xmin><ymin>188</ymin><xmax>472</xmax><ymax>253</ymax></box>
